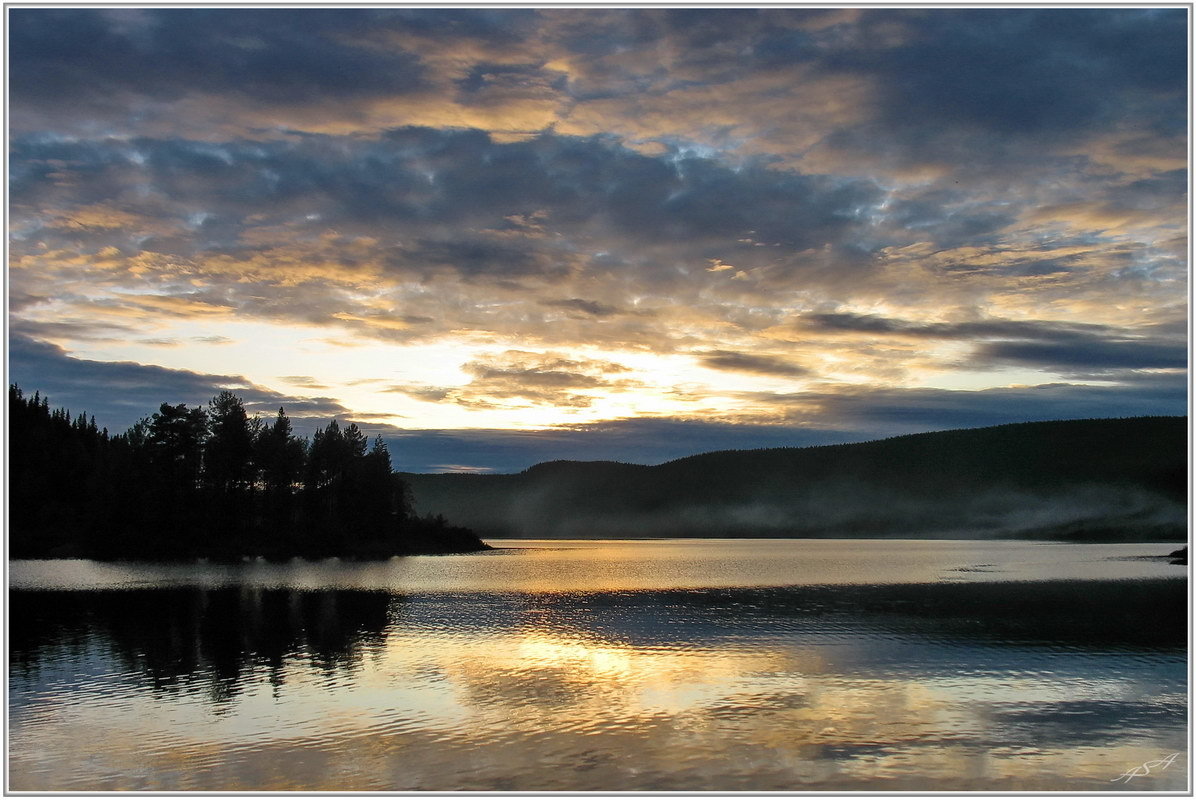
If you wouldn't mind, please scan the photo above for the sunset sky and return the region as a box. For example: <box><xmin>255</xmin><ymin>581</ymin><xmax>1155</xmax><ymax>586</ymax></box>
<box><xmin>7</xmin><ymin>8</ymin><xmax>1188</xmax><ymax>472</ymax></box>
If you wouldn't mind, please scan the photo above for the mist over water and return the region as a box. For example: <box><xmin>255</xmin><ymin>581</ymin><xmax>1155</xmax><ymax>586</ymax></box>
<box><xmin>490</xmin><ymin>485</ymin><xmax>1184</xmax><ymax>540</ymax></box>
<box><xmin>9</xmin><ymin>540</ymin><xmax>1187</xmax><ymax>792</ymax></box>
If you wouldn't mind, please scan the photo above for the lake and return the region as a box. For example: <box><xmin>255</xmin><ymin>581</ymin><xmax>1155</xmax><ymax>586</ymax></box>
<box><xmin>8</xmin><ymin>539</ymin><xmax>1188</xmax><ymax>791</ymax></box>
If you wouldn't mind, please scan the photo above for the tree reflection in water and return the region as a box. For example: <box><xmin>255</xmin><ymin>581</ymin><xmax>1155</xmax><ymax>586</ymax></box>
<box><xmin>7</xmin><ymin>575</ymin><xmax>1187</xmax><ymax>792</ymax></box>
<box><xmin>10</xmin><ymin>588</ymin><xmax>394</xmax><ymax>705</ymax></box>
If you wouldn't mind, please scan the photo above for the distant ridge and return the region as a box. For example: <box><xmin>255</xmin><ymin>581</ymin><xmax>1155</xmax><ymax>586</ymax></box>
<box><xmin>403</xmin><ymin>417</ymin><xmax>1187</xmax><ymax>541</ymax></box>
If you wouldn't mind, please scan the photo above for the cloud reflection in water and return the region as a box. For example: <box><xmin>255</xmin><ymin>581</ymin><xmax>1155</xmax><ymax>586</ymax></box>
<box><xmin>8</xmin><ymin>563</ymin><xmax>1186</xmax><ymax>791</ymax></box>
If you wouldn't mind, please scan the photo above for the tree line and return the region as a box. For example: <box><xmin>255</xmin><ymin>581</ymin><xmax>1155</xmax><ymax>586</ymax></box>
<box><xmin>9</xmin><ymin>386</ymin><xmax>486</xmax><ymax>559</ymax></box>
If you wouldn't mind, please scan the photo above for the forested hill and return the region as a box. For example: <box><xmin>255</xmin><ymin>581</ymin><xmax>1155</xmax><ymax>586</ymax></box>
<box><xmin>9</xmin><ymin>386</ymin><xmax>487</xmax><ymax>560</ymax></box>
<box><xmin>403</xmin><ymin>417</ymin><xmax>1188</xmax><ymax>541</ymax></box>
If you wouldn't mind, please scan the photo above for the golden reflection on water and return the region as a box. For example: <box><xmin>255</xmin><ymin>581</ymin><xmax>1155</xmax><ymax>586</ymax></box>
<box><xmin>8</xmin><ymin>543</ymin><xmax>1188</xmax><ymax>792</ymax></box>
<box><xmin>9</xmin><ymin>538</ymin><xmax>1184</xmax><ymax>593</ymax></box>
<box><xmin>11</xmin><ymin>605</ymin><xmax>1186</xmax><ymax>792</ymax></box>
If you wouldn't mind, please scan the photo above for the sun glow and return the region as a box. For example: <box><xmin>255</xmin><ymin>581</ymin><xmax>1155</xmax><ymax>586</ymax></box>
<box><xmin>41</xmin><ymin>311</ymin><xmax>833</xmax><ymax>430</ymax></box>
<box><xmin>31</xmin><ymin>304</ymin><xmax>1139</xmax><ymax>435</ymax></box>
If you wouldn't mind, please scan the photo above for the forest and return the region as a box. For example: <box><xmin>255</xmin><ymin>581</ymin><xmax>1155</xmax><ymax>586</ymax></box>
<box><xmin>9</xmin><ymin>386</ymin><xmax>487</xmax><ymax>560</ymax></box>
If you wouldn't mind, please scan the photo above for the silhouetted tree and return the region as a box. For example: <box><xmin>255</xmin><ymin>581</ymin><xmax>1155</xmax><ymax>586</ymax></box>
<box><xmin>139</xmin><ymin>402</ymin><xmax>209</xmax><ymax>553</ymax></box>
<box><xmin>347</xmin><ymin>436</ymin><xmax>404</xmax><ymax>551</ymax></box>
<box><xmin>257</xmin><ymin>408</ymin><xmax>304</xmax><ymax>492</ymax></box>
<box><xmin>255</xmin><ymin>407</ymin><xmax>306</xmax><ymax>548</ymax></box>
<box><xmin>8</xmin><ymin>386</ymin><xmax>487</xmax><ymax>559</ymax></box>
<box><xmin>205</xmin><ymin>391</ymin><xmax>256</xmax><ymax>494</ymax></box>
<box><xmin>204</xmin><ymin>391</ymin><xmax>257</xmax><ymax>544</ymax></box>
<box><xmin>146</xmin><ymin>403</ymin><xmax>208</xmax><ymax>491</ymax></box>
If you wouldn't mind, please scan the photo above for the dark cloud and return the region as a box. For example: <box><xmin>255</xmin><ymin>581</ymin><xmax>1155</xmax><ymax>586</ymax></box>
<box><xmin>10</xmin><ymin>318</ymin><xmax>141</xmax><ymax>343</ymax></box>
<box><xmin>821</xmin><ymin>9</ymin><xmax>1185</xmax><ymax>148</ymax></box>
<box><xmin>10</xmin><ymin>8</ymin><xmax>1184</xmax><ymax>175</ymax></box>
<box><xmin>8</xmin><ymin>334</ymin><xmax>350</xmax><ymax>434</ymax></box>
<box><xmin>402</xmin><ymin>236</ymin><xmax>570</xmax><ymax>280</ymax></box>
<box><xmin>698</xmin><ymin>350</ymin><xmax>808</xmax><ymax>378</ymax></box>
<box><xmin>382</xmin><ymin>8</ymin><xmax>539</xmax><ymax>44</ymax></box>
<box><xmin>1110</xmin><ymin>170</ymin><xmax>1188</xmax><ymax>209</ymax></box>
<box><xmin>1057</xmin><ymin>168</ymin><xmax>1190</xmax><ymax>229</ymax></box>
<box><xmin>976</xmin><ymin>340</ymin><xmax>1187</xmax><ymax>372</ymax></box>
<box><xmin>10</xmin><ymin>130</ymin><xmax>885</xmax><ymax>285</ymax></box>
<box><xmin>804</xmin><ymin>377</ymin><xmax>1187</xmax><ymax>434</ymax></box>
<box><xmin>879</xmin><ymin>188</ymin><xmax>1016</xmax><ymax>249</ymax></box>
<box><xmin>9</xmin><ymin>9</ymin><xmax>427</xmax><ymax>110</ymax></box>
<box><xmin>540</xmin><ymin>298</ymin><xmax>621</xmax><ymax>317</ymax></box>
<box><xmin>802</xmin><ymin>313</ymin><xmax>1113</xmax><ymax>340</ymax></box>
<box><xmin>531</xmin><ymin>8</ymin><xmax>1186</xmax><ymax>178</ymax></box>
<box><xmin>800</xmin><ymin>313</ymin><xmax>1186</xmax><ymax>374</ymax></box>
<box><xmin>649</xmin><ymin>156</ymin><xmax>883</xmax><ymax>251</ymax></box>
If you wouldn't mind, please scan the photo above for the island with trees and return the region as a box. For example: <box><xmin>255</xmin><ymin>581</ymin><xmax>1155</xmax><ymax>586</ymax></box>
<box><xmin>9</xmin><ymin>385</ymin><xmax>488</xmax><ymax>560</ymax></box>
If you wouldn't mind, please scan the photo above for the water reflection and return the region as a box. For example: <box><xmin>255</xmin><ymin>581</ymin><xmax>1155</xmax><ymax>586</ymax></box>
<box><xmin>9</xmin><ymin>539</ymin><xmax>1187</xmax><ymax>593</ymax></box>
<box><xmin>11</xmin><ymin>588</ymin><xmax>392</xmax><ymax>704</ymax></box>
<box><xmin>9</xmin><ymin>575</ymin><xmax>1186</xmax><ymax>791</ymax></box>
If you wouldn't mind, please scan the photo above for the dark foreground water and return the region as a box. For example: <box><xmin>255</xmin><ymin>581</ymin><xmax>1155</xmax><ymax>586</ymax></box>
<box><xmin>8</xmin><ymin>539</ymin><xmax>1188</xmax><ymax>791</ymax></box>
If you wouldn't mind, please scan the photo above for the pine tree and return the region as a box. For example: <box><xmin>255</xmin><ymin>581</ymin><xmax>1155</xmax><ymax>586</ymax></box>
<box><xmin>205</xmin><ymin>391</ymin><xmax>255</xmax><ymax>495</ymax></box>
<box><xmin>254</xmin><ymin>407</ymin><xmax>306</xmax><ymax>550</ymax></box>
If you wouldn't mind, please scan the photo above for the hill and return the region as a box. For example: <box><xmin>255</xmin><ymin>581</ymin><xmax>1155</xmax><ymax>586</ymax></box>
<box><xmin>402</xmin><ymin>417</ymin><xmax>1188</xmax><ymax>541</ymax></box>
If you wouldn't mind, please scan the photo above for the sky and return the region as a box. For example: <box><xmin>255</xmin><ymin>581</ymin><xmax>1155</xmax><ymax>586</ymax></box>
<box><xmin>7</xmin><ymin>7</ymin><xmax>1189</xmax><ymax>473</ymax></box>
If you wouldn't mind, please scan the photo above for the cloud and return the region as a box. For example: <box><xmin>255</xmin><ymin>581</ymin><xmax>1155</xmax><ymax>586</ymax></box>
<box><xmin>975</xmin><ymin>340</ymin><xmax>1187</xmax><ymax>372</ymax></box>
<box><xmin>9</xmin><ymin>128</ymin><xmax>897</xmax><ymax>358</ymax></box>
<box><xmin>9</xmin><ymin>9</ymin><xmax>428</xmax><ymax>116</ymax></box>
<box><xmin>540</xmin><ymin>298</ymin><xmax>621</xmax><ymax>317</ymax></box>
<box><xmin>10</xmin><ymin>9</ymin><xmax>1184</xmax><ymax>182</ymax></box>
<box><xmin>804</xmin><ymin>377</ymin><xmax>1187</xmax><ymax>433</ymax></box>
<box><xmin>279</xmin><ymin>375</ymin><xmax>331</xmax><ymax>390</ymax></box>
<box><xmin>8</xmin><ymin>333</ymin><xmax>350</xmax><ymax>434</ymax></box>
<box><xmin>697</xmin><ymin>350</ymin><xmax>809</xmax><ymax>378</ymax></box>
<box><xmin>806</xmin><ymin>9</ymin><xmax>1186</xmax><ymax>171</ymax></box>
<box><xmin>389</xmin><ymin>350</ymin><xmax>640</xmax><ymax>411</ymax></box>
<box><xmin>10</xmin><ymin>130</ymin><xmax>884</xmax><ymax>273</ymax></box>
<box><xmin>10</xmin><ymin>318</ymin><xmax>142</xmax><ymax>344</ymax></box>
<box><xmin>801</xmin><ymin>313</ymin><xmax>1113</xmax><ymax>340</ymax></box>
<box><xmin>1026</xmin><ymin>169</ymin><xmax>1188</xmax><ymax>235</ymax></box>
<box><xmin>797</xmin><ymin>312</ymin><xmax>1187</xmax><ymax>375</ymax></box>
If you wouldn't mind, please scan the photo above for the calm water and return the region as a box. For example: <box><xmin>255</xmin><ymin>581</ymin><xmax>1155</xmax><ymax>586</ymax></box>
<box><xmin>8</xmin><ymin>539</ymin><xmax>1189</xmax><ymax>791</ymax></box>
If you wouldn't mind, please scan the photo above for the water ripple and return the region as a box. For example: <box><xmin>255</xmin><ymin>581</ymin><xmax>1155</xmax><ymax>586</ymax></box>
<box><xmin>8</xmin><ymin>544</ymin><xmax>1188</xmax><ymax>792</ymax></box>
